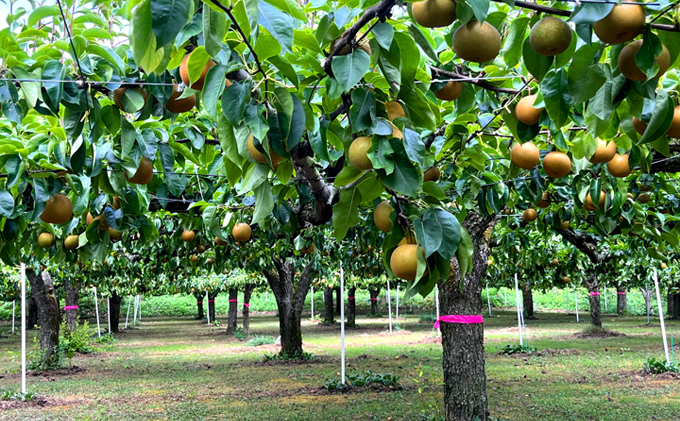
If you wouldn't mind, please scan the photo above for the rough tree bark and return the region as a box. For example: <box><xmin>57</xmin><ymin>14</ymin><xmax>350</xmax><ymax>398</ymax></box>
<box><xmin>63</xmin><ymin>278</ymin><xmax>79</xmax><ymax>332</ymax></box>
<box><xmin>263</xmin><ymin>259</ymin><xmax>314</xmax><ymax>357</ymax></box>
<box><xmin>226</xmin><ymin>288</ymin><xmax>238</xmax><ymax>335</ymax></box>
<box><xmin>616</xmin><ymin>283</ymin><xmax>627</xmax><ymax>316</ymax></box>
<box><xmin>26</xmin><ymin>269</ymin><xmax>60</xmax><ymax>366</ymax></box>
<box><xmin>335</xmin><ymin>287</ymin><xmax>341</xmax><ymax>315</ymax></box>
<box><xmin>109</xmin><ymin>290</ymin><xmax>122</xmax><ymax>333</ymax></box>
<box><xmin>243</xmin><ymin>285</ymin><xmax>254</xmax><ymax>336</ymax></box>
<box><xmin>439</xmin><ymin>212</ymin><xmax>496</xmax><ymax>421</ymax></box>
<box><xmin>324</xmin><ymin>286</ymin><xmax>334</xmax><ymax>323</ymax></box>
<box><xmin>194</xmin><ymin>292</ymin><xmax>204</xmax><ymax>320</ymax></box>
<box><xmin>669</xmin><ymin>287</ymin><xmax>680</xmax><ymax>320</ymax></box>
<box><xmin>28</xmin><ymin>295</ymin><xmax>38</xmax><ymax>329</ymax></box>
<box><xmin>521</xmin><ymin>282</ymin><xmax>534</xmax><ymax>319</ymax></box>
<box><xmin>584</xmin><ymin>274</ymin><xmax>602</xmax><ymax>328</ymax></box>
<box><xmin>208</xmin><ymin>291</ymin><xmax>218</xmax><ymax>322</ymax></box>
<box><xmin>347</xmin><ymin>287</ymin><xmax>357</xmax><ymax>328</ymax></box>
<box><xmin>369</xmin><ymin>288</ymin><xmax>380</xmax><ymax>314</ymax></box>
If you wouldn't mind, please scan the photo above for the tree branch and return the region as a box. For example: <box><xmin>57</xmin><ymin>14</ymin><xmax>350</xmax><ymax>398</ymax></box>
<box><xmin>430</xmin><ymin>67</ymin><xmax>520</xmax><ymax>95</ymax></box>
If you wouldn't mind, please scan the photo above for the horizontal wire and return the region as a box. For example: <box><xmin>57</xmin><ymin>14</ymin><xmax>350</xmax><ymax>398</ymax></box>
<box><xmin>1</xmin><ymin>78</ymin><xmax>179</xmax><ymax>87</ymax></box>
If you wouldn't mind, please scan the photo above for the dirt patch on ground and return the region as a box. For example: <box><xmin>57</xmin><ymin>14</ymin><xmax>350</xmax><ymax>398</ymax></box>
<box><xmin>417</xmin><ymin>336</ymin><xmax>441</xmax><ymax>344</ymax></box>
<box><xmin>30</xmin><ymin>365</ymin><xmax>87</xmax><ymax>378</ymax></box>
<box><xmin>0</xmin><ymin>395</ymin><xmax>75</xmax><ymax>411</ymax></box>
<box><xmin>378</xmin><ymin>329</ymin><xmax>412</xmax><ymax>336</ymax></box>
<box><xmin>572</xmin><ymin>330</ymin><xmax>625</xmax><ymax>339</ymax></box>
<box><xmin>255</xmin><ymin>355</ymin><xmax>337</xmax><ymax>367</ymax></box>
<box><xmin>318</xmin><ymin>383</ymin><xmax>407</xmax><ymax>395</ymax></box>
<box><xmin>634</xmin><ymin>370</ymin><xmax>680</xmax><ymax>380</ymax></box>
<box><xmin>533</xmin><ymin>348</ymin><xmax>581</xmax><ymax>357</ymax></box>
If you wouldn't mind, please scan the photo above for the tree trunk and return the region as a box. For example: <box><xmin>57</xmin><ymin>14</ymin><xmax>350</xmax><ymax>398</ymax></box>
<box><xmin>26</xmin><ymin>269</ymin><xmax>60</xmax><ymax>367</ymax></box>
<box><xmin>668</xmin><ymin>293</ymin><xmax>674</xmax><ymax>319</ymax></box>
<box><xmin>670</xmin><ymin>290</ymin><xmax>680</xmax><ymax>320</ymax></box>
<box><xmin>369</xmin><ymin>288</ymin><xmax>380</xmax><ymax>314</ymax></box>
<box><xmin>226</xmin><ymin>289</ymin><xmax>238</xmax><ymax>335</ymax></box>
<box><xmin>584</xmin><ymin>274</ymin><xmax>602</xmax><ymax>328</ymax></box>
<box><xmin>63</xmin><ymin>278</ymin><xmax>79</xmax><ymax>332</ymax></box>
<box><xmin>640</xmin><ymin>287</ymin><xmax>652</xmax><ymax>319</ymax></box>
<box><xmin>335</xmin><ymin>287</ymin><xmax>341</xmax><ymax>315</ymax></box>
<box><xmin>616</xmin><ymin>283</ymin><xmax>627</xmax><ymax>316</ymax></box>
<box><xmin>194</xmin><ymin>293</ymin><xmax>204</xmax><ymax>320</ymax></box>
<box><xmin>347</xmin><ymin>287</ymin><xmax>357</xmax><ymax>328</ymax></box>
<box><xmin>263</xmin><ymin>259</ymin><xmax>314</xmax><ymax>358</ymax></box>
<box><xmin>439</xmin><ymin>212</ymin><xmax>495</xmax><ymax>421</ymax></box>
<box><xmin>243</xmin><ymin>285</ymin><xmax>254</xmax><ymax>336</ymax></box>
<box><xmin>28</xmin><ymin>295</ymin><xmax>38</xmax><ymax>329</ymax></box>
<box><xmin>323</xmin><ymin>286</ymin><xmax>334</xmax><ymax>323</ymax></box>
<box><xmin>521</xmin><ymin>282</ymin><xmax>534</xmax><ymax>319</ymax></box>
<box><xmin>109</xmin><ymin>290</ymin><xmax>122</xmax><ymax>333</ymax></box>
<box><xmin>208</xmin><ymin>292</ymin><xmax>217</xmax><ymax>322</ymax></box>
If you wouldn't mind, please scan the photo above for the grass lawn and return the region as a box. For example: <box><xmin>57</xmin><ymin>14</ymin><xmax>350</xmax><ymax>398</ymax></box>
<box><xmin>0</xmin><ymin>310</ymin><xmax>679</xmax><ymax>420</ymax></box>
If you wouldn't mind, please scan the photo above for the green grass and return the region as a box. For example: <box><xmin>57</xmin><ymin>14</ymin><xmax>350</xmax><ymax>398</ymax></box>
<box><xmin>0</xmin><ymin>310</ymin><xmax>678</xmax><ymax>420</ymax></box>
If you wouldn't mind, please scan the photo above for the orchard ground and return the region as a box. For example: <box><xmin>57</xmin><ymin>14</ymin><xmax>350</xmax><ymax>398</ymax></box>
<box><xmin>1</xmin><ymin>300</ymin><xmax>680</xmax><ymax>420</ymax></box>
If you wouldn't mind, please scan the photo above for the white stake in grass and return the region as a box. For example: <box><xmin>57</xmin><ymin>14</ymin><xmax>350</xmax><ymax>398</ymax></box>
<box><xmin>133</xmin><ymin>294</ymin><xmax>139</xmax><ymax>326</ymax></box>
<box><xmin>396</xmin><ymin>285</ymin><xmax>400</xmax><ymax>330</ymax></box>
<box><xmin>514</xmin><ymin>274</ymin><xmax>523</xmax><ymax>346</ymax></box>
<box><xmin>386</xmin><ymin>279</ymin><xmax>393</xmax><ymax>333</ymax></box>
<box><xmin>11</xmin><ymin>300</ymin><xmax>15</xmax><ymax>334</ymax></box>
<box><xmin>653</xmin><ymin>268</ymin><xmax>671</xmax><ymax>363</ymax></box>
<box><xmin>20</xmin><ymin>263</ymin><xmax>26</xmax><ymax>394</ymax></box>
<box><xmin>205</xmin><ymin>292</ymin><xmax>210</xmax><ymax>325</ymax></box>
<box><xmin>93</xmin><ymin>287</ymin><xmax>101</xmax><ymax>337</ymax></box>
<box><xmin>311</xmin><ymin>286</ymin><xmax>314</xmax><ymax>321</ymax></box>
<box><xmin>604</xmin><ymin>287</ymin><xmax>607</xmax><ymax>314</ymax></box>
<box><xmin>575</xmin><ymin>290</ymin><xmax>579</xmax><ymax>323</ymax></box>
<box><xmin>138</xmin><ymin>295</ymin><xmax>142</xmax><ymax>321</ymax></box>
<box><xmin>107</xmin><ymin>297</ymin><xmax>111</xmax><ymax>334</ymax></box>
<box><xmin>646</xmin><ymin>283</ymin><xmax>651</xmax><ymax>325</ymax></box>
<box><xmin>340</xmin><ymin>265</ymin><xmax>346</xmax><ymax>385</ymax></box>
<box><xmin>125</xmin><ymin>296</ymin><xmax>132</xmax><ymax>329</ymax></box>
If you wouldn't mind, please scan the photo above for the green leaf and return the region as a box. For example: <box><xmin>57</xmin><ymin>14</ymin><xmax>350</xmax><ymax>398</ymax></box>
<box><xmin>253</xmin><ymin>30</ymin><xmax>282</xmax><ymax>61</ymax></box>
<box><xmin>431</xmin><ymin>208</ymin><xmax>460</xmax><ymax>260</ymax></box>
<box><xmin>203</xmin><ymin>5</ymin><xmax>227</xmax><ymax>58</ymax></box>
<box><xmin>468</xmin><ymin>0</ymin><xmax>489</xmax><ymax>23</ymax></box>
<box><xmin>28</xmin><ymin>5</ymin><xmax>60</xmax><ymax>27</ymax></box>
<box><xmin>86</xmin><ymin>45</ymin><xmax>126</xmax><ymax>74</ymax></box>
<box><xmin>186</xmin><ymin>47</ymin><xmax>211</xmax><ymax>87</ymax></box>
<box><xmin>502</xmin><ymin>17</ymin><xmax>529</xmax><ymax>68</ymax></box>
<box><xmin>202</xmin><ymin>65</ymin><xmax>227</xmax><ymax>119</ymax></box>
<box><xmin>372</xmin><ymin>22</ymin><xmax>394</xmax><ymax>50</ymax></box>
<box><xmin>455</xmin><ymin>226</ymin><xmax>474</xmax><ymax>280</ymax></box>
<box><xmin>523</xmin><ymin>37</ymin><xmax>553</xmax><ymax>82</ymax></box>
<box><xmin>0</xmin><ymin>190</ymin><xmax>14</xmax><ymax>218</ymax></box>
<box><xmin>222</xmin><ymin>81</ymin><xmax>251</xmax><ymax>125</ymax></box>
<box><xmin>639</xmin><ymin>90</ymin><xmax>674</xmax><ymax>144</ymax></box>
<box><xmin>258</xmin><ymin>1</ymin><xmax>294</xmax><ymax>53</ymax></box>
<box><xmin>377</xmin><ymin>138</ymin><xmax>420</xmax><ymax>197</ymax></box>
<box><xmin>636</xmin><ymin>27</ymin><xmax>663</xmax><ymax>81</ymax></box>
<box><xmin>403</xmin><ymin>128</ymin><xmax>425</xmax><ymax>168</ymax></box>
<box><xmin>332</xmin><ymin>186</ymin><xmax>362</xmax><ymax>240</ymax></box>
<box><xmin>133</xmin><ymin>0</ymin><xmax>165</xmax><ymax>74</ymax></box>
<box><xmin>349</xmin><ymin>88</ymin><xmax>376</xmax><ymax>132</ymax></box>
<box><xmin>331</xmin><ymin>49</ymin><xmax>370</xmax><ymax>92</ymax></box>
<box><xmin>334</xmin><ymin>165</ymin><xmax>363</xmax><ymax>186</ymax></box>
<box><xmin>252</xmin><ymin>182</ymin><xmax>274</xmax><ymax>225</ymax></box>
<box><xmin>263</xmin><ymin>0</ymin><xmax>306</xmax><ymax>21</ymax></box>
<box><xmin>42</xmin><ymin>60</ymin><xmax>65</xmax><ymax>115</ymax></box>
<box><xmin>150</xmin><ymin>0</ymin><xmax>191</xmax><ymax>48</ymax></box>
<box><xmin>541</xmin><ymin>68</ymin><xmax>572</xmax><ymax>128</ymax></box>
<box><xmin>368</xmin><ymin>136</ymin><xmax>395</xmax><ymax>175</ymax></box>
<box><xmin>569</xmin><ymin>3</ymin><xmax>614</xmax><ymax>24</ymax></box>
<box><xmin>399</xmin><ymin>84</ymin><xmax>436</xmax><ymax>130</ymax></box>
<box><xmin>413</xmin><ymin>215</ymin><xmax>442</xmax><ymax>258</ymax></box>
<box><xmin>408</xmin><ymin>24</ymin><xmax>439</xmax><ymax>63</ymax></box>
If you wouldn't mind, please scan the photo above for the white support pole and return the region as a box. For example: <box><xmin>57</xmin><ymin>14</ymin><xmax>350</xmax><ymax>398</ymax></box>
<box><xmin>604</xmin><ymin>287</ymin><xmax>607</xmax><ymax>314</ymax></box>
<box><xmin>205</xmin><ymin>292</ymin><xmax>210</xmax><ymax>325</ymax></box>
<box><xmin>107</xmin><ymin>297</ymin><xmax>111</xmax><ymax>334</ymax></box>
<box><xmin>93</xmin><ymin>287</ymin><xmax>101</xmax><ymax>338</ymax></box>
<box><xmin>435</xmin><ymin>286</ymin><xmax>441</xmax><ymax>336</ymax></box>
<box><xmin>486</xmin><ymin>283</ymin><xmax>492</xmax><ymax>316</ymax></box>
<box><xmin>133</xmin><ymin>294</ymin><xmax>139</xmax><ymax>326</ymax></box>
<box><xmin>396</xmin><ymin>285</ymin><xmax>400</xmax><ymax>329</ymax></box>
<box><xmin>311</xmin><ymin>286</ymin><xmax>314</xmax><ymax>321</ymax></box>
<box><xmin>20</xmin><ymin>263</ymin><xmax>26</xmax><ymax>394</ymax></box>
<box><xmin>386</xmin><ymin>280</ymin><xmax>393</xmax><ymax>333</ymax></box>
<box><xmin>125</xmin><ymin>296</ymin><xmax>132</xmax><ymax>329</ymax></box>
<box><xmin>653</xmin><ymin>269</ymin><xmax>671</xmax><ymax>363</ymax></box>
<box><xmin>514</xmin><ymin>274</ymin><xmax>523</xmax><ymax>346</ymax></box>
<box><xmin>340</xmin><ymin>265</ymin><xmax>346</xmax><ymax>385</ymax></box>
<box><xmin>138</xmin><ymin>295</ymin><xmax>142</xmax><ymax>321</ymax></box>
<box><xmin>575</xmin><ymin>291</ymin><xmax>579</xmax><ymax>323</ymax></box>
<box><xmin>11</xmin><ymin>300</ymin><xmax>15</xmax><ymax>334</ymax></box>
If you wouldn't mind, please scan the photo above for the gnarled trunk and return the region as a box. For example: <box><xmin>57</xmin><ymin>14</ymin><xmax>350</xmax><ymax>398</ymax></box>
<box><xmin>109</xmin><ymin>290</ymin><xmax>122</xmax><ymax>332</ymax></box>
<box><xmin>26</xmin><ymin>269</ymin><xmax>60</xmax><ymax>366</ymax></box>
<box><xmin>263</xmin><ymin>259</ymin><xmax>314</xmax><ymax>358</ymax></box>
<box><xmin>208</xmin><ymin>292</ymin><xmax>217</xmax><ymax>322</ymax></box>
<box><xmin>243</xmin><ymin>285</ymin><xmax>254</xmax><ymax>336</ymax></box>
<box><xmin>439</xmin><ymin>212</ymin><xmax>494</xmax><ymax>421</ymax></box>
<box><xmin>521</xmin><ymin>282</ymin><xmax>534</xmax><ymax>319</ymax></box>
<box><xmin>669</xmin><ymin>288</ymin><xmax>680</xmax><ymax>320</ymax></box>
<box><xmin>63</xmin><ymin>278</ymin><xmax>79</xmax><ymax>332</ymax></box>
<box><xmin>324</xmin><ymin>286</ymin><xmax>334</xmax><ymax>323</ymax></box>
<box><xmin>226</xmin><ymin>289</ymin><xmax>238</xmax><ymax>335</ymax></box>
<box><xmin>347</xmin><ymin>287</ymin><xmax>357</xmax><ymax>328</ymax></box>
<box><xmin>584</xmin><ymin>274</ymin><xmax>602</xmax><ymax>328</ymax></box>
<box><xmin>194</xmin><ymin>293</ymin><xmax>204</xmax><ymax>319</ymax></box>
<box><xmin>369</xmin><ymin>288</ymin><xmax>380</xmax><ymax>314</ymax></box>
<box><xmin>616</xmin><ymin>283</ymin><xmax>627</xmax><ymax>316</ymax></box>
<box><xmin>335</xmin><ymin>287</ymin><xmax>341</xmax><ymax>315</ymax></box>
<box><xmin>28</xmin><ymin>295</ymin><xmax>38</xmax><ymax>329</ymax></box>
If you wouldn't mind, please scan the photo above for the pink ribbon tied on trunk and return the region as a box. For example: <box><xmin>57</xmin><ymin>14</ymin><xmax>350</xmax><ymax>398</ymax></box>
<box><xmin>64</xmin><ymin>306</ymin><xmax>78</xmax><ymax>310</ymax></box>
<box><xmin>589</xmin><ymin>292</ymin><xmax>600</xmax><ymax>296</ymax></box>
<box><xmin>244</xmin><ymin>303</ymin><xmax>250</xmax><ymax>308</ymax></box>
<box><xmin>434</xmin><ymin>315</ymin><xmax>484</xmax><ymax>329</ymax></box>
